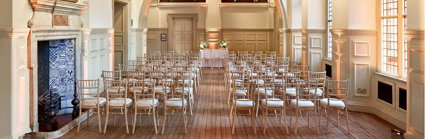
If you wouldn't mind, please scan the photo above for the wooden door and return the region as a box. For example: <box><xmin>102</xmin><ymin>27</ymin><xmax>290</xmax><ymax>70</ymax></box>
<box><xmin>114</xmin><ymin>3</ymin><xmax>125</xmax><ymax>69</ymax></box>
<box><xmin>172</xmin><ymin>18</ymin><xmax>193</xmax><ymax>51</ymax></box>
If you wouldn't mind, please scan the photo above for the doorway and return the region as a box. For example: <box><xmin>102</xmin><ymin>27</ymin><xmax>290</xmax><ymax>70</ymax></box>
<box><xmin>168</xmin><ymin>14</ymin><xmax>197</xmax><ymax>52</ymax></box>
<box><xmin>113</xmin><ymin>1</ymin><xmax>128</xmax><ymax>69</ymax></box>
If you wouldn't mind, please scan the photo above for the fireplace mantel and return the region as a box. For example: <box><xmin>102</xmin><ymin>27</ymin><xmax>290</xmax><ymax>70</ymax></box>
<box><xmin>28</xmin><ymin>0</ymin><xmax>88</xmax><ymax>28</ymax></box>
<box><xmin>29</xmin><ymin>0</ymin><xmax>88</xmax><ymax>15</ymax></box>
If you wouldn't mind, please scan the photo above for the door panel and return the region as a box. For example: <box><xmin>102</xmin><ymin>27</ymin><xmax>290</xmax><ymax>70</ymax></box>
<box><xmin>172</xmin><ymin>18</ymin><xmax>193</xmax><ymax>51</ymax></box>
<box><xmin>114</xmin><ymin>3</ymin><xmax>125</xmax><ymax>69</ymax></box>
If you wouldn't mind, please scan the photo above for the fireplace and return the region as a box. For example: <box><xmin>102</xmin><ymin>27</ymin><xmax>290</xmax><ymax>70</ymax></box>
<box><xmin>37</xmin><ymin>39</ymin><xmax>76</xmax><ymax>131</ymax></box>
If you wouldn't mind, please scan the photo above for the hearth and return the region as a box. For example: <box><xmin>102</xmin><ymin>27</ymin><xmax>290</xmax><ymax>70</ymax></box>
<box><xmin>37</xmin><ymin>39</ymin><xmax>77</xmax><ymax>131</ymax></box>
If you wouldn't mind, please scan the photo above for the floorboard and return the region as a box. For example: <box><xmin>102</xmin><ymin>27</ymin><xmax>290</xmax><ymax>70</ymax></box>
<box><xmin>56</xmin><ymin>69</ymin><xmax>399</xmax><ymax>139</ymax></box>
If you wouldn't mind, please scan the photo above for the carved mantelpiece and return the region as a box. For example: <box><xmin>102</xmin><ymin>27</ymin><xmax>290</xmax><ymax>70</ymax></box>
<box><xmin>28</xmin><ymin>0</ymin><xmax>88</xmax><ymax>28</ymax></box>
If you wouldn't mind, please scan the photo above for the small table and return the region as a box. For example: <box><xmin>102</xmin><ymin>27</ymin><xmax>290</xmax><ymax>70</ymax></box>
<box><xmin>200</xmin><ymin>49</ymin><xmax>228</xmax><ymax>68</ymax></box>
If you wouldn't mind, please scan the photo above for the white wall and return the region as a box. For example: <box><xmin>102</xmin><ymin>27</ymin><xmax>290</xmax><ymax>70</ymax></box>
<box><xmin>307</xmin><ymin>0</ymin><xmax>325</xmax><ymax>29</ymax></box>
<box><xmin>88</xmin><ymin>0</ymin><xmax>113</xmax><ymax>28</ymax></box>
<box><xmin>12</xmin><ymin>0</ymin><xmax>33</xmax><ymax>28</ymax></box>
<box><xmin>131</xmin><ymin>0</ymin><xmax>144</xmax><ymax>28</ymax></box>
<box><xmin>348</xmin><ymin>0</ymin><xmax>375</xmax><ymax>29</ymax></box>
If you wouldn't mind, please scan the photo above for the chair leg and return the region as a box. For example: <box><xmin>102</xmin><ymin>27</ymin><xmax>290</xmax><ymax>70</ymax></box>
<box><xmin>103</xmin><ymin>105</ymin><xmax>109</xmax><ymax>134</ymax></box>
<box><xmin>153</xmin><ymin>108</ymin><xmax>158</xmax><ymax>134</ymax></box>
<box><xmin>87</xmin><ymin>110</ymin><xmax>90</xmax><ymax>126</ymax></box>
<box><xmin>326</xmin><ymin>108</ymin><xmax>329</xmax><ymax>134</ymax></box>
<box><xmin>161</xmin><ymin>107</ymin><xmax>167</xmax><ymax>134</ymax></box>
<box><xmin>251</xmin><ymin>107</ymin><xmax>257</xmax><ymax>135</ymax></box>
<box><xmin>97</xmin><ymin>106</ymin><xmax>102</xmax><ymax>133</ymax></box>
<box><xmin>283</xmin><ymin>109</ymin><xmax>289</xmax><ymax>134</ymax></box>
<box><xmin>132</xmin><ymin>107</ymin><xmax>137</xmax><ymax>134</ymax></box>
<box><xmin>263</xmin><ymin>108</ymin><xmax>267</xmax><ymax>135</ymax></box>
<box><xmin>345</xmin><ymin>108</ymin><xmax>351</xmax><ymax>134</ymax></box>
<box><xmin>319</xmin><ymin>107</ymin><xmax>322</xmax><ymax>128</ymax></box>
<box><xmin>231</xmin><ymin>108</ymin><xmax>236</xmax><ymax>134</ymax></box>
<box><xmin>294</xmin><ymin>108</ymin><xmax>299</xmax><ymax>135</ymax></box>
<box><xmin>337</xmin><ymin>111</ymin><xmax>340</xmax><ymax>127</ymax></box>
<box><xmin>125</xmin><ymin>107</ymin><xmax>129</xmax><ymax>134</ymax></box>
<box><xmin>182</xmin><ymin>108</ymin><xmax>187</xmax><ymax>133</ymax></box>
<box><xmin>307</xmin><ymin>110</ymin><xmax>310</xmax><ymax>127</ymax></box>
<box><xmin>314</xmin><ymin>108</ymin><xmax>319</xmax><ymax>134</ymax></box>
<box><xmin>77</xmin><ymin>107</ymin><xmax>82</xmax><ymax>133</ymax></box>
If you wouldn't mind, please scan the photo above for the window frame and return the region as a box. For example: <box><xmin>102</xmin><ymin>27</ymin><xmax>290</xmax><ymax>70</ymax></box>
<box><xmin>327</xmin><ymin>0</ymin><xmax>333</xmax><ymax>59</ymax></box>
<box><xmin>378</xmin><ymin>0</ymin><xmax>407</xmax><ymax>79</ymax></box>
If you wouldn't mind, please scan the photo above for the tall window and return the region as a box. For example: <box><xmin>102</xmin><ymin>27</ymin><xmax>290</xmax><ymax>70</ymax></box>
<box><xmin>327</xmin><ymin>0</ymin><xmax>332</xmax><ymax>59</ymax></box>
<box><xmin>380</xmin><ymin>0</ymin><xmax>407</xmax><ymax>77</ymax></box>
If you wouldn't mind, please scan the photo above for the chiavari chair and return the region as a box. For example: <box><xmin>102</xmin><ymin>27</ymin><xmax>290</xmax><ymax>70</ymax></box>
<box><xmin>227</xmin><ymin>70</ymin><xmax>244</xmax><ymax>104</ymax></box>
<box><xmin>260</xmin><ymin>81</ymin><xmax>289</xmax><ymax>135</ymax></box>
<box><xmin>103</xmin><ymin>79</ymin><xmax>132</xmax><ymax>134</ymax></box>
<box><xmin>77</xmin><ymin>79</ymin><xmax>105</xmax><ymax>133</ymax></box>
<box><xmin>307</xmin><ymin>71</ymin><xmax>327</xmax><ymax>99</ymax></box>
<box><xmin>319</xmin><ymin>79</ymin><xmax>351</xmax><ymax>134</ymax></box>
<box><xmin>231</xmin><ymin>78</ymin><xmax>256</xmax><ymax>135</ymax></box>
<box><xmin>161</xmin><ymin>79</ymin><xmax>189</xmax><ymax>134</ymax></box>
<box><xmin>290</xmin><ymin>79</ymin><xmax>319</xmax><ymax>134</ymax></box>
<box><xmin>132</xmin><ymin>79</ymin><xmax>159</xmax><ymax>134</ymax></box>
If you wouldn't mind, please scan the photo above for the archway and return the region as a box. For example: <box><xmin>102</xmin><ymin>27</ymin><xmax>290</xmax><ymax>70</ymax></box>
<box><xmin>135</xmin><ymin>0</ymin><xmax>288</xmax><ymax>57</ymax></box>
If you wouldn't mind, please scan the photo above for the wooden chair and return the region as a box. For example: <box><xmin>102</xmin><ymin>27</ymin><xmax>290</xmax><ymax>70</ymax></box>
<box><xmin>260</xmin><ymin>81</ymin><xmax>289</xmax><ymax>135</ymax></box>
<box><xmin>103</xmin><ymin>79</ymin><xmax>132</xmax><ymax>134</ymax></box>
<box><xmin>290</xmin><ymin>79</ymin><xmax>319</xmax><ymax>134</ymax></box>
<box><xmin>319</xmin><ymin>79</ymin><xmax>351</xmax><ymax>134</ymax></box>
<box><xmin>161</xmin><ymin>79</ymin><xmax>189</xmax><ymax>134</ymax></box>
<box><xmin>76</xmin><ymin>79</ymin><xmax>106</xmax><ymax>133</ymax></box>
<box><xmin>231</xmin><ymin>79</ymin><xmax>256</xmax><ymax>135</ymax></box>
<box><xmin>132</xmin><ymin>79</ymin><xmax>160</xmax><ymax>134</ymax></box>
<box><xmin>307</xmin><ymin>71</ymin><xmax>327</xmax><ymax>99</ymax></box>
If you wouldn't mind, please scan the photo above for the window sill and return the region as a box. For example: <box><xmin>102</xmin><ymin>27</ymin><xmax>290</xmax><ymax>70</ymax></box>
<box><xmin>375</xmin><ymin>72</ymin><xmax>407</xmax><ymax>83</ymax></box>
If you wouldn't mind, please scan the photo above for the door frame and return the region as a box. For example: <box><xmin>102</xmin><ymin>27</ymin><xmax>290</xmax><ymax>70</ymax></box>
<box><xmin>113</xmin><ymin>0</ymin><xmax>130</xmax><ymax>68</ymax></box>
<box><xmin>167</xmin><ymin>14</ymin><xmax>198</xmax><ymax>51</ymax></box>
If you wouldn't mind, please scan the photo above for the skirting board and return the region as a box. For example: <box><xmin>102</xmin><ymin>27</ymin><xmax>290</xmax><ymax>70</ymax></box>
<box><xmin>348</xmin><ymin>104</ymin><xmax>406</xmax><ymax>131</ymax></box>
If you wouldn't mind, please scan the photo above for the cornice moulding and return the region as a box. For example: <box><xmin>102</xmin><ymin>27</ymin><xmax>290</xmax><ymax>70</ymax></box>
<box><xmin>30</xmin><ymin>0</ymin><xmax>88</xmax><ymax>15</ymax></box>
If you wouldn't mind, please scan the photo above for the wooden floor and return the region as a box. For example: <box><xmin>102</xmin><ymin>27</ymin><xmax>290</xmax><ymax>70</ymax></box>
<box><xmin>61</xmin><ymin>69</ymin><xmax>398</xmax><ymax>139</ymax></box>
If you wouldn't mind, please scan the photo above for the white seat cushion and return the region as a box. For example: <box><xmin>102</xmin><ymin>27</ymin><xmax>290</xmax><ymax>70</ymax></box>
<box><xmin>256</xmin><ymin>88</ymin><xmax>273</xmax><ymax>95</ymax></box>
<box><xmin>261</xmin><ymin>98</ymin><xmax>284</xmax><ymax>107</ymax></box>
<box><xmin>106</xmin><ymin>87</ymin><xmax>126</xmax><ymax>93</ymax></box>
<box><xmin>304</xmin><ymin>88</ymin><xmax>323</xmax><ymax>96</ymax></box>
<box><xmin>109</xmin><ymin>98</ymin><xmax>132</xmax><ymax>107</ymax></box>
<box><xmin>290</xmin><ymin>99</ymin><xmax>314</xmax><ymax>108</ymax></box>
<box><xmin>274</xmin><ymin>79</ymin><xmax>284</xmax><ymax>83</ymax></box>
<box><xmin>286</xmin><ymin>87</ymin><xmax>297</xmax><ymax>96</ymax></box>
<box><xmin>287</xmin><ymin>73</ymin><xmax>295</xmax><ymax>78</ymax></box>
<box><xmin>82</xmin><ymin>97</ymin><xmax>106</xmax><ymax>107</ymax></box>
<box><xmin>154</xmin><ymin>86</ymin><xmax>170</xmax><ymax>93</ymax></box>
<box><xmin>129</xmin><ymin>87</ymin><xmax>149</xmax><ymax>93</ymax></box>
<box><xmin>320</xmin><ymin>99</ymin><xmax>345</xmax><ymax>109</ymax></box>
<box><xmin>165</xmin><ymin>98</ymin><xmax>187</xmax><ymax>107</ymax></box>
<box><xmin>235</xmin><ymin>90</ymin><xmax>248</xmax><ymax>96</ymax></box>
<box><xmin>235</xmin><ymin>99</ymin><xmax>254</xmax><ymax>107</ymax></box>
<box><xmin>175</xmin><ymin>87</ymin><xmax>193</xmax><ymax>95</ymax></box>
<box><xmin>136</xmin><ymin>99</ymin><xmax>159</xmax><ymax>107</ymax></box>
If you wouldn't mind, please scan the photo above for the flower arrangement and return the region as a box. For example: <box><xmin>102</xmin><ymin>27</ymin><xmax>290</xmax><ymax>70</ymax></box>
<box><xmin>199</xmin><ymin>41</ymin><xmax>208</xmax><ymax>49</ymax></box>
<box><xmin>219</xmin><ymin>40</ymin><xmax>228</xmax><ymax>48</ymax></box>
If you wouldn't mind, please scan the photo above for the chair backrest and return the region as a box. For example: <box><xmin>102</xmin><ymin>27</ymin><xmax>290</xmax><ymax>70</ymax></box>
<box><xmin>286</xmin><ymin>72</ymin><xmax>301</xmax><ymax>89</ymax></box>
<box><xmin>310</xmin><ymin>71</ymin><xmax>327</xmax><ymax>90</ymax></box>
<box><xmin>295</xmin><ymin>79</ymin><xmax>318</xmax><ymax>101</ymax></box>
<box><xmin>232</xmin><ymin>79</ymin><xmax>253</xmax><ymax>100</ymax></box>
<box><xmin>133</xmin><ymin>80</ymin><xmax>154</xmax><ymax>101</ymax></box>
<box><xmin>326</xmin><ymin>79</ymin><xmax>350</xmax><ymax>101</ymax></box>
<box><xmin>77</xmin><ymin>79</ymin><xmax>100</xmax><ymax>102</ymax></box>
<box><xmin>104</xmin><ymin>79</ymin><xmax>128</xmax><ymax>104</ymax></box>
<box><xmin>102</xmin><ymin>70</ymin><xmax>121</xmax><ymax>81</ymax></box>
